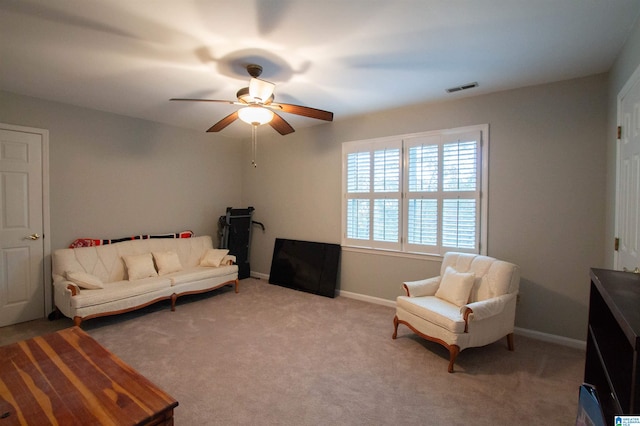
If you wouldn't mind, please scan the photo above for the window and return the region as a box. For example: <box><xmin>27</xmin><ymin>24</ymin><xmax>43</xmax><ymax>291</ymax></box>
<box><xmin>342</xmin><ymin>125</ymin><xmax>488</xmax><ymax>256</ymax></box>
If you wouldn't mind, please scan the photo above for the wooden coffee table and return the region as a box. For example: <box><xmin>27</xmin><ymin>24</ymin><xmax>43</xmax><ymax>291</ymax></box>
<box><xmin>0</xmin><ymin>327</ymin><xmax>178</xmax><ymax>425</ymax></box>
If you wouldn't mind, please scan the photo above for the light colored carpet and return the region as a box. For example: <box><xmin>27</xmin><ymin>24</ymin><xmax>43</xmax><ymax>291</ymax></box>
<box><xmin>1</xmin><ymin>278</ymin><xmax>584</xmax><ymax>425</ymax></box>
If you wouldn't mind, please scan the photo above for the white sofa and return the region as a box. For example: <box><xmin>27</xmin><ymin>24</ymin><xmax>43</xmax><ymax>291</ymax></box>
<box><xmin>52</xmin><ymin>235</ymin><xmax>238</xmax><ymax>326</ymax></box>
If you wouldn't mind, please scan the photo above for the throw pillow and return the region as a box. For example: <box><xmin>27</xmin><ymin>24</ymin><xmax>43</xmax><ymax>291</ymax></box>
<box><xmin>200</xmin><ymin>248</ymin><xmax>229</xmax><ymax>267</ymax></box>
<box><xmin>435</xmin><ymin>266</ymin><xmax>476</xmax><ymax>307</ymax></box>
<box><xmin>123</xmin><ymin>253</ymin><xmax>158</xmax><ymax>280</ymax></box>
<box><xmin>152</xmin><ymin>250</ymin><xmax>183</xmax><ymax>276</ymax></box>
<box><xmin>65</xmin><ymin>271</ymin><xmax>104</xmax><ymax>290</ymax></box>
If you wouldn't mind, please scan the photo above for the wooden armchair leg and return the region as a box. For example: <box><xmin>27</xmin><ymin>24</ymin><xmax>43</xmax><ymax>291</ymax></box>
<box><xmin>448</xmin><ymin>345</ymin><xmax>460</xmax><ymax>373</ymax></box>
<box><xmin>392</xmin><ymin>315</ymin><xmax>399</xmax><ymax>339</ymax></box>
<box><xmin>506</xmin><ymin>333</ymin><xmax>515</xmax><ymax>351</ymax></box>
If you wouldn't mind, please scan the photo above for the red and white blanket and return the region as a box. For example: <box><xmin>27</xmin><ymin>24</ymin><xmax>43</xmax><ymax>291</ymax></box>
<box><xmin>69</xmin><ymin>230</ymin><xmax>194</xmax><ymax>248</ymax></box>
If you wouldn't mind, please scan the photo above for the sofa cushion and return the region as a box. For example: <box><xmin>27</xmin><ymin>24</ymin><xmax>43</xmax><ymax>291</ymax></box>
<box><xmin>167</xmin><ymin>265</ymin><xmax>238</xmax><ymax>286</ymax></box>
<box><xmin>435</xmin><ymin>266</ymin><xmax>475</xmax><ymax>307</ymax></box>
<box><xmin>200</xmin><ymin>249</ymin><xmax>229</xmax><ymax>267</ymax></box>
<box><xmin>152</xmin><ymin>250</ymin><xmax>183</xmax><ymax>276</ymax></box>
<box><xmin>397</xmin><ymin>295</ymin><xmax>466</xmax><ymax>333</ymax></box>
<box><xmin>70</xmin><ymin>277</ymin><xmax>172</xmax><ymax>309</ymax></box>
<box><xmin>65</xmin><ymin>271</ymin><xmax>104</xmax><ymax>290</ymax></box>
<box><xmin>123</xmin><ymin>253</ymin><xmax>158</xmax><ymax>280</ymax></box>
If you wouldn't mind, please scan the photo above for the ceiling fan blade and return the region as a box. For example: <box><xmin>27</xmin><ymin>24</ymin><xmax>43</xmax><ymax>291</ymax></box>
<box><xmin>269</xmin><ymin>112</ymin><xmax>295</xmax><ymax>135</ymax></box>
<box><xmin>206</xmin><ymin>111</ymin><xmax>239</xmax><ymax>132</ymax></box>
<box><xmin>275</xmin><ymin>103</ymin><xmax>334</xmax><ymax>121</ymax></box>
<box><xmin>249</xmin><ymin>78</ymin><xmax>275</xmax><ymax>103</ymax></box>
<box><xmin>170</xmin><ymin>98</ymin><xmax>238</xmax><ymax>105</ymax></box>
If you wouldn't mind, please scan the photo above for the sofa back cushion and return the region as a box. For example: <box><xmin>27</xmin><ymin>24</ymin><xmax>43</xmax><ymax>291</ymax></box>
<box><xmin>53</xmin><ymin>235</ymin><xmax>214</xmax><ymax>283</ymax></box>
<box><xmin>440</xmin><ymin>252</ymin><xmax>520</xmax><ymax>302</ymax></box>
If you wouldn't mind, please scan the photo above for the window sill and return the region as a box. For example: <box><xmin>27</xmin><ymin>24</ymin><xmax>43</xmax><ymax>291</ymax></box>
<box><xmin>340</xmin><ymin>245</ymin><xmax>443</xmax><ymax>262</ymax></box>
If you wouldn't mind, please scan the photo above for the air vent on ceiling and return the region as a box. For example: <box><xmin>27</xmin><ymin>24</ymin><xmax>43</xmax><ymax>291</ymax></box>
<box><xmin>446</xmin><ymin>82</ymin><xmax>478</xmax><ymax>93</ymax></box>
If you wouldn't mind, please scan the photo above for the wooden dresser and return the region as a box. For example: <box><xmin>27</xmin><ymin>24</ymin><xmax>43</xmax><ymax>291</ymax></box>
<box><xmin>585</xmin><ymin>268</ymin><xmax>640</xmax><ymax>424</ymax></box>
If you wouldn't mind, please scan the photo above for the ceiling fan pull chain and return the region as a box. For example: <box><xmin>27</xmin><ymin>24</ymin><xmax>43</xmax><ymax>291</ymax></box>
<box><xmin>251</xmin><ymin>124</ymin><xmax>258</xmax><ymax>168</ymax></box>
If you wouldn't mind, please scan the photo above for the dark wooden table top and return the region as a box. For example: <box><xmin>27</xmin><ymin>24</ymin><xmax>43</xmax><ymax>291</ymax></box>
<box><xmin>0</xmin><ymin>327</ymin><xmax>178</xmax><ymax>425</ymax></box>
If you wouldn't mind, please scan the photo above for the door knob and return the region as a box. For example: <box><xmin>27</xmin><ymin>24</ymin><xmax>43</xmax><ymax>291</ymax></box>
<box><xmin>26</xmin><ymin>233</ymin><xmax>41</xmax><ymax>240</ymax></box>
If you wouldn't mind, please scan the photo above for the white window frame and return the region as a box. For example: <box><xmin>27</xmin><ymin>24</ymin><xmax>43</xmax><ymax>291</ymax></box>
<box><xmin>341</xmin><ymin>124</ymin><xmax>489</xmax><ymax>257</ymax></box>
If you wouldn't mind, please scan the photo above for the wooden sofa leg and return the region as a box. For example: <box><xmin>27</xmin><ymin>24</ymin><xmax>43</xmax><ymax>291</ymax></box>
<box><xmin>235</xmin><ymin>279</ymin><xmax>239</xmax><ymax>294</ymax></box>
<box><xmin>73</xmin><ymin>316</ymin><xmax>82</xmax><ymax>327</ymax></box>
<box><xmin>448</xmin><ymin>345</ymin><xmax>460</xmax><ymax>373</ymax></box>
<box><xmin>170</xmin><ymin>294</ymin><xmax>177</xmax><ymax>312</ymax></box>
<box><xmin>392</xmin><ymin>315</ymin><xmax>399</xmax><ymax>339</ymax></box>
<box><xmin>507</xmin><ymin>333</ymin><xmax>515</xmax><ymax>351</ymax></box>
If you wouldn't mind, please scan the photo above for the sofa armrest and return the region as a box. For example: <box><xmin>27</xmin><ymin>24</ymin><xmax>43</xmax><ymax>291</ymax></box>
<box><xmin>53</xmin><ymin>279</ymin><xmax>80</xmax><ymax>295</ymax></box>
<box><xmin>222</xmin><ymin>254</ymin><xmax>236</xmax><ymax>265</ymax></box>
<box><xmin>402</xmin><ymin>276</ymin><xmax>441</xmax><ymax>297</ymax></box>
<box><xmin>53</xmin><ymin>280</ymin><xmax>80</xmax><ymax>303</ymax></box>
<box><xmin>66</xmin><ymin>282</ymin><xmax>80</xmax><ymax>296</ymax></box>
<box><xmin>461</xmin><ymin>293</ymin><xmax>516</xmax><ymax>322</ymax></box>
<box><xmin>55</xmin><ymin>280</ymin><xmax>80</xmax><ymax>296</ymax></box>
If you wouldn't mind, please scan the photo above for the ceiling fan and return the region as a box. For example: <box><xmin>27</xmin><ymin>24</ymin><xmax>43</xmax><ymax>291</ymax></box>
<box><xmin>170</xmin><ymin>64</ymin><xmax>334</xmax><ymax>135</ymax></box>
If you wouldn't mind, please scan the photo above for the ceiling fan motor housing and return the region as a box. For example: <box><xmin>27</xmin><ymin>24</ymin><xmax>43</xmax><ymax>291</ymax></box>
<box><xmin>246</xmin><ymin>64</ymin><xmax>263</xmax><ymax>78</ymax></box>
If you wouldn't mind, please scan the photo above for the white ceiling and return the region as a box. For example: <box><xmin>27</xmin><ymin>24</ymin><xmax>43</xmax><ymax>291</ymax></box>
<box><xmin>1</xmin><ymin>0</ymin><xmax>639</xmax><ymax>138</ymax></box>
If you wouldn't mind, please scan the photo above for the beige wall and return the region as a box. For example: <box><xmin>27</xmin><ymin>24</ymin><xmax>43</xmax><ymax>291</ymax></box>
<box><xmin>0</xmin><ymin>91</ymin><xmax>243</xmax><ymax>252</ymax></box>
<box><xmin>0</xmin><ymin>55</ymin><xmax>620</xmax><ymax>341</ymax></box>
<box><xmin>243</xmin><ymin>74</ymin><xmax>608</xmax><ymax>341</ymax></box>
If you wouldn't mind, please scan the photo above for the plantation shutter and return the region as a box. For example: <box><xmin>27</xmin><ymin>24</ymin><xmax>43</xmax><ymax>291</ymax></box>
<box><xmin>406</xmin><ymin>135</ymin><xmax>440</xmax><ymax>249</ymax></box>
<box><xmin>404</xmin><ymin>131</ymin><xmax>481</xmax><ymax>254</ymax></box>
<box><xmin>442</xmin><ymin>138</ymin><xmax>478</xmax><ymax>250</ymax></box>
<box><xmin>344</xmin><ymin>139</ymin><xmax>402</xmax><ymax>250</ymax></box>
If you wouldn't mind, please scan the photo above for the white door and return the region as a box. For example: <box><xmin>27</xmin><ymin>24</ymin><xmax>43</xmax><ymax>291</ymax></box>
<box><xmin>0</xmin><ymin>126</ymin><xmax>46</xmax><ymax>326</ymax></box>
<box><xmin>616</xmin><ymin>67</ymin><xmax>640</xmax><ymax>271</ymax></box>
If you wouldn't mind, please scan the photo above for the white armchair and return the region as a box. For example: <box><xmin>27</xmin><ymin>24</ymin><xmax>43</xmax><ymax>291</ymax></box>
<box><xmin>393</xmin><ymin>252</ymin><xmax>520</xmax><ymax>373</ymax></box>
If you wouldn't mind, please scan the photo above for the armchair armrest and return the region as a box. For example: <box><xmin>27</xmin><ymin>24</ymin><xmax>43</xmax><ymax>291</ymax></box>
<box><xmin>461</xmin><ymin>293</ymin><xmax>516</xmax><ymax>322</ymax></box>
<box><xmin>402</xmin><ymin>276</ymin><xmax>441</xmax><ymax>297</ymax></box>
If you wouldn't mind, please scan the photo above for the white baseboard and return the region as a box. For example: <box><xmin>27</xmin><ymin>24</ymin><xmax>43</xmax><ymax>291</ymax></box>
<box><xmin>513</xmin><ymin>326</ymin><xmax>586</xmax><ymax>350</ymax></box>
<box><xmin>250</xmin><ymin>272</ymin><xmax>270</xmax><ymax>280</ymax></box>
<box><xmin>337</xmin><ymin>289</ymin><xmax>397</xmax><ymax>308</ymax></box>
<box><xmin>250</xmin><ymin>272</ymin><xmax>586</xmax><ymax>350</ymax></box>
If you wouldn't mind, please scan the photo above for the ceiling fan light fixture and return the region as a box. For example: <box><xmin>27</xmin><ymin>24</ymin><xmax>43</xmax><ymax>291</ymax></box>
<box><xmin>238</xmin><ymin>105</ymin><xmax>274</xmax><ymax>125</ymax></box>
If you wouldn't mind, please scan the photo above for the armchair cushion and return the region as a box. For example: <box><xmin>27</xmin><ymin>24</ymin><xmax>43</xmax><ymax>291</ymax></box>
<box><xmin>435</xmin><ymin>266</ymin><xmax>475</xmax><ymax>307</ymax></box>
<box><xmin>397</xmin><ymin>296</ymin><xmax>466</xmax><ymax>333</ymax></box>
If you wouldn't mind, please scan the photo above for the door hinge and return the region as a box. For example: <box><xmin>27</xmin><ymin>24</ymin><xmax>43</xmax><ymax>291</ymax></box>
<box><xmin>615</xmin><ymin>237</ymin><xmax>620</xmax><ymax>251</ymax></box>
<box><xmin>618</xmin><ymin>126</ymin><xmax>622</xmax><ymax>139</ymax></box>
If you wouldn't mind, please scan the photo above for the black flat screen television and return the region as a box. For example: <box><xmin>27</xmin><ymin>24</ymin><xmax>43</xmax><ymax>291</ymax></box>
<box><xmin>268</xmin><ymin>238</ymin><xmax>340</xmax><ymax>298</ymax></box>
